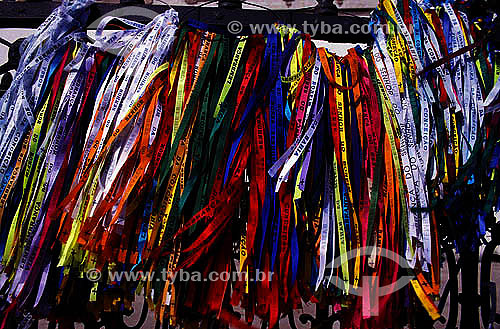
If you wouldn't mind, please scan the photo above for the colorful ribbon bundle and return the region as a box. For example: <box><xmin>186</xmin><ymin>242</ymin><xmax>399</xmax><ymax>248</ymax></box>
<box><xmin>0</xmin><ymin>0</ymin><xmax>498</xmax><ymax>328</ymax></box>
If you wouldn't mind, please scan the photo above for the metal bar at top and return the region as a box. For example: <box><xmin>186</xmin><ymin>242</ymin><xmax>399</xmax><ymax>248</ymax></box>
<box><xmin>0</xmin><ymin>2</ymin><xmax>373</xmax><ymax>43</ymax></box>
